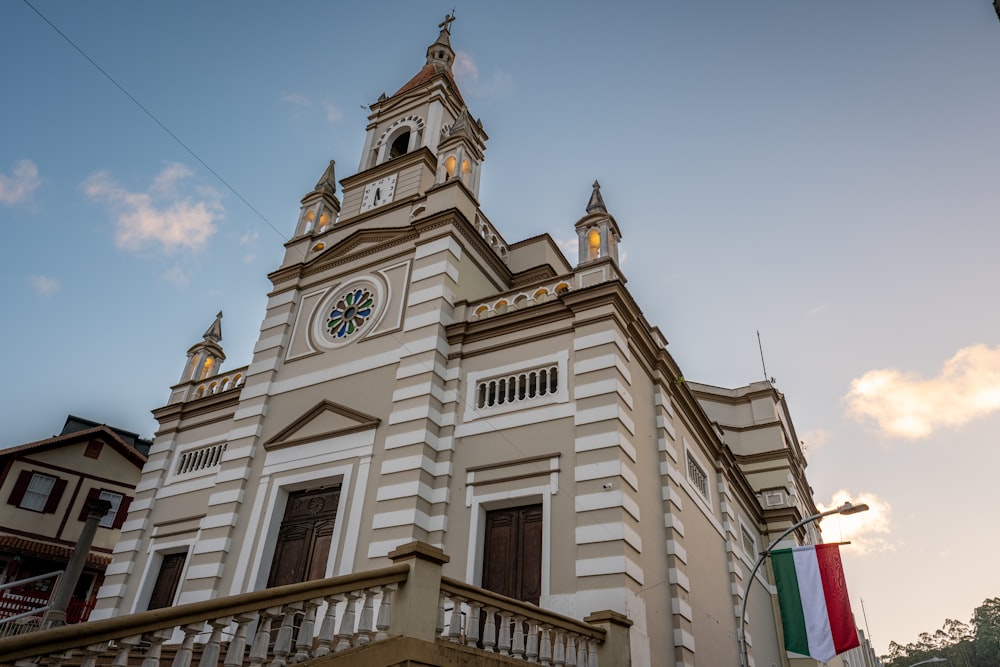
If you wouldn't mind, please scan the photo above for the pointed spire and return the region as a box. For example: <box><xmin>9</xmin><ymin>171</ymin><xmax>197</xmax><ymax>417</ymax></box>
<box><xmin>448</xmin><ymin>107</ymin><xmax>473</xmax><ymax>139</ymax></box>
<box><xmin>313</xmin><ymin>160</ymin><xmax>336</xmax><ymax>197</ymax></box>
<box><xmin>425</xmin><ymin>13</ymin><xmax>456</xmax><ymax>71</ymax></box>
<box><xmin>586</xmin><ymin>180</ymin><xmax>607</xmax><ymax>214</ymax></box>
<box><xmin>203</xmin><ymin>311</ymin><xmax>223</xmax><ymax>344</ymax></box>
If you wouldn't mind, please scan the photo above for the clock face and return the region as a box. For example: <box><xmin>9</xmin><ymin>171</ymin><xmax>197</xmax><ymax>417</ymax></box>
<box><xmin>360</xmin><ymin>174</ymin><xmax>397</xmax><ymax>212</ymax></box>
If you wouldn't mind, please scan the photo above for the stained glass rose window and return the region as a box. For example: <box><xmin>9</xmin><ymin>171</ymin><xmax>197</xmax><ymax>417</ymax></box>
<box><xmin>326</xmin><ymin>287</ymin><xmax>375</xmax><ymax>339</ymax></box>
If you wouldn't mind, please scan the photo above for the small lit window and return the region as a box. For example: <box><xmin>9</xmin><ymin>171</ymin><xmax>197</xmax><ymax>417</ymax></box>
<box><xmin>686</xmin><ymin>452</ymin><xmax>709</xmax><ymax>501</ymax></box>
<box><xmin>21</xmin><ymin>473</ymin><xmax>56</xmax><ymax>512</ymax></box>
<box><xmin>588</xmin><ymin>229</ymin><xmax>601</xmax><ymax>259</ymax></box>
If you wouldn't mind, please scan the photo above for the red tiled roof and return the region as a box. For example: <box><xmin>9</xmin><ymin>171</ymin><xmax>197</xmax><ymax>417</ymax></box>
<box><xmin>393</xmin><ymin>63</ymin><xmax>465</xmax><ymax>107</ymax></box>
<box><xmin>0</xmin><ymin>425</ymin><xmax>146</xmax><ymax>467</ymax></box>
<box><xmin>0</xmin><ymin>535</ymin><xmax>112</xmax><ymax>567</ymax></box>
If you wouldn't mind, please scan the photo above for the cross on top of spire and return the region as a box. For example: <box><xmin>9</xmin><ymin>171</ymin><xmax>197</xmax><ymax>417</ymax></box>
<box><xmin>439</xmin><ymin>13</ymin><xmax>455</xmax><ymax>33</ymax></box>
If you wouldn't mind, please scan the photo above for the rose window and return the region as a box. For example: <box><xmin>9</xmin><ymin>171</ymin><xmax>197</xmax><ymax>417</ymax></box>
<box><xmin>326</xmin><ymin>288</ymin><xmax>375</xmax><ymax>339</ymax></box>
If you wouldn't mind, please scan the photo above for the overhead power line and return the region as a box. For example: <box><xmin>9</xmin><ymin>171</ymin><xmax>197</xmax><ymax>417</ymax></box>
<box><xmin>22</xmin><ymin>0</ymin><xmax>286</xmax><ymax>242</ymax></box>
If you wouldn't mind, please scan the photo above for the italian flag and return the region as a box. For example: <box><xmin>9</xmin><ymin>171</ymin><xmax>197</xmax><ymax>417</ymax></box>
<box><xmin>771</xmin><ymin>544</ymin><xmax>860</xmax><ymax>663</ymax></box>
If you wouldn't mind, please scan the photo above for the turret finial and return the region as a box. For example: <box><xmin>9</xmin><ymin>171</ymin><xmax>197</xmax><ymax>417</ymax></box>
<box><xmin>314</xmin><ymin>160</ymin><xmax>336</xmax><ymax>196</ymax></box>
<box><xmin>425</xmin><ymin>14</ymin><xmax>456</xmax><ymax>70</ymax></box>
<box><xmin>203</xmin><ymin>311</ymin><xmax>223</xmax><ymax>344</ymax></box>
<box><xmin>586</xmin><ymin>180</ymin><xmax>607</xmax><ymax>214</ymax></box>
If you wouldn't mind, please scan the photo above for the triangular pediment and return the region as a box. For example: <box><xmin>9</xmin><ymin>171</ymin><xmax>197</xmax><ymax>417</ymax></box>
<box><xmin>264</xmin><ymin>401</ymin><xmax>380</xmax><ymax>450</ymax></box>
<box><xmin>309</xmin><ymin>227</ymin><xmax>417</xmax><ymax>269</ymax></box>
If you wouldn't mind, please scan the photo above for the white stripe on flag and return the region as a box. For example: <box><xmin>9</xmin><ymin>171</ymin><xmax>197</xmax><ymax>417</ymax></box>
<box><xmin>792</xmin><ymin>547</ymin><xmax>836</xmax><ymax>662</ymax></box>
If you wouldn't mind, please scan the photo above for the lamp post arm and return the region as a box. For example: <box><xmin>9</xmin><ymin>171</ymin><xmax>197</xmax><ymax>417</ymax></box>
<box><xmin>737</xmin><ymin>504</ymin><xmax>855</xmax><ymax>667</ymax></box>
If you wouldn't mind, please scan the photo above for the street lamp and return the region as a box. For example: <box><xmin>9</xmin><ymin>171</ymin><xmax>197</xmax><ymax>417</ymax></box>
<box><xmin>906</xmin><ymin>659</ymin><xmax>947</xmax><ymax>667</ymax></box>
<box><xmin>738</xmin><ymin>501</ymin><xmax>870</xmax><ymax>667</ymax></box>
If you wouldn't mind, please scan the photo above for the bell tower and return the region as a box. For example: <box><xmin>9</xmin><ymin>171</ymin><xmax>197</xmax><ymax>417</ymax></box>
<box><xmin>334</xmin><ymin>15</ymin><xmax>487</xmax><ymax>226</ymax></box>
<box><xmin>575</xmin><ymin>181</ymin><xmax>622</xmax><ymax>267</ymax></box>
<box><xmin>179</xmin><ymin>311</ymin><xmax>225</xmax><ymax>384</ymax></box>
<box><xmin>293</xmin><ymin>160</ymin><xmax>340</xmax><ymax>239</ymax></box>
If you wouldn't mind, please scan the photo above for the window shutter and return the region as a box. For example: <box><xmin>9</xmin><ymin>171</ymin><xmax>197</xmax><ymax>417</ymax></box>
<box><xmin>43</xmin><ymin>477</ymin><xmax>67</xmax><ymax>514</ymax></box>
<box><xmin>77</xmin><ymin>488</ymin><xmax>102</xmax><ymax>521</ymax></box>
<box><xmin>112</xmin><ymin>495</ymin><xmax>133</xmax><ymax>529</ymax></box>
<box><xmin>6</xmin><ymin>470</ymin><xmax>32</xmax><ymax>506</ymax></box>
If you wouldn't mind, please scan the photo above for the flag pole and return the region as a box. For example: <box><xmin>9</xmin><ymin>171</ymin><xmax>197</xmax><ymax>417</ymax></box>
<box><xmin>737</xmin><ymin>502</ymin><xmax>869</xmax><ymax>667</ymax></box>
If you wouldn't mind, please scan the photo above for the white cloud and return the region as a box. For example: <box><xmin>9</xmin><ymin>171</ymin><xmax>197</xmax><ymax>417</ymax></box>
<box><xmin>0</xmin><ymin>160</ymin><xmax>41</xmax><ymax>204</ymax></box>
<box><xmin>844</xmin><ymin>343</ymin><xmax>1000</xmax><ymax>439</ymax></box>
<box><xmin>799</xmin><ymin>428</ymin><xmax>832</xmax><ymax>453</ymax></box>
<box><xmin>29</xmin><ymin>275</ymin><xmax>59</xmax><ymax>296</ymax></box>
<box><xmin>163</xmin><ymin>265</ymin><xmax>190</xmax><ymax>286</ymax></box>
<box><xmin>239</xmin><ymin>230</ymin><xmax>259</xmax><ymax>246</ymax></box>
<box><xmin>817</xmin><ymin>489</ymin><xmax>894</xmax><ymax>556</ymax></box>
<box><xmin>280</xmin><ymin>93</ymin><xmax>343</xmax><ymax>124</ymax></box>
<box><xmin>279</xmin><ymin>92</ymin><xmax>311</xmax><ymax>108</ymax></box>
<box><xmin>454</xmin><ymin>51</ymin><xmax>513</xmax><ymax>99</ymax></box>
<box><xmin>323</xmin><ymin>102</ymin><xmax>343</xmax><ymax>123</ymax></box>
<box><xmin>554</xmin><ymin>235</ymin><xmax>578</xmax><ymax>263</ymax></box>
<box><xmin>82</xmin><ymin>163</ymin><xmax>221</xmax><ymax>253</ymax></box>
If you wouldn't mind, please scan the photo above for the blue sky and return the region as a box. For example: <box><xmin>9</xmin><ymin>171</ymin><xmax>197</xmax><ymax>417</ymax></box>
<box><xmin>3</xmin><ymin>0</ymin><xmax>1000</xmax><ymax>655</ymax></box>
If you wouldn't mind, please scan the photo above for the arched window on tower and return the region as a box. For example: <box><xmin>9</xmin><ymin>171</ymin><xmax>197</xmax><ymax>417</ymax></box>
<box><xmin>302</xmin><ymin>210</ymin><xmax>315</xmax><ymax>233</ymax></box>
<box><xmin>587</xmin><ymin>229</ymin><xmax>602</xmax><ymax>260</ymax></box>
<box><xmin>390</xmin><ymin>131</ymin><xmax>411</xmax><ymax>159</ymax></box>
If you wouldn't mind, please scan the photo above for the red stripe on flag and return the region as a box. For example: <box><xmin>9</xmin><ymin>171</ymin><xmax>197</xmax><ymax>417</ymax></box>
<box><xmin>814</xmin><ymin>544</ymin><xmax>860</xmax><ymax>654</ymax></box>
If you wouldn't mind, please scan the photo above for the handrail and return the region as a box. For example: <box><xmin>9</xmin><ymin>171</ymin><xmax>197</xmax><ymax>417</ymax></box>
<box><xmin>0</xmin><ymin>570</ymin><xmax>63</xmax><ymax>593</ymax></box>
<box><xmin>440</xmin><ymin>576</ymin><xmax>605</xmax><ymax>642</ymax></box>
<box><xmin>0</xmin><ymin>563</ymin><xmax>409</xmax><ymax>663</ymax></box>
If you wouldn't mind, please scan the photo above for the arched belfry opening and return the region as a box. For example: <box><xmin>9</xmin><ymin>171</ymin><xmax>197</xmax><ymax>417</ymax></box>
<box><xmin>390</xmin><ymin>131</ymin><xmax>411</xmax><ymax>159</ymax></box>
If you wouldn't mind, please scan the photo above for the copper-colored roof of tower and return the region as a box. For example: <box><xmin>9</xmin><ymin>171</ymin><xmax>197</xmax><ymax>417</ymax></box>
<box><xmin>392</xmin><ymin>16</ymin><xmax>466</xmax><ymax>106</ymax></box>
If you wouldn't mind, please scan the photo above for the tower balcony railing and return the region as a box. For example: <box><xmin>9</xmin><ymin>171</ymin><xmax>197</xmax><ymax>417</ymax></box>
<box><xmin>168</xmin><ymin>366</ymin><xmax>249</xmax><ymax>405</ymax></box>
<box><xmin>0</xmin><ymin>542</ymin><xmax>631</xmax><ymax>667</ymax></box>
<box><xmin>467</xmin><ymin>278</ymin><xmax>572</xmax><ymax>322</ymax></box>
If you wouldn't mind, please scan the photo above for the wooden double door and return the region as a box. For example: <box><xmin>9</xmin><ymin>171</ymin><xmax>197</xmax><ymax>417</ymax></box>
<box><xmin>481</xmin><ymin>504</ymin><xmax>542</xmax><ymax>604</ymax></box>
<box><xmin>267</xmin><ymin>486</ymin><xmax>341</xmax><ymax>588</ymax></box>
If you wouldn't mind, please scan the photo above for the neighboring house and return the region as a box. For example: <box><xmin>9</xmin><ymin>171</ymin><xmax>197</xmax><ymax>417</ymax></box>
<box><xmin>0</xmin><ymin>416</ymin><xmax>148</xmax><ymax>625</ymax></box>
<box><xmin>89</xmin><ymin>18</ymin><xmax>855</xmax><ymax>667</ymax></box>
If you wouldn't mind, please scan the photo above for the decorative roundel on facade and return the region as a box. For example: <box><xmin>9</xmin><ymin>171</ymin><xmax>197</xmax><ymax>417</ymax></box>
<box><xmin>326</xmin><ymin>286</ymin><xmax>376</xmax><ymax>339</ymax></box>
<box><xmin>314</xmin><ymin>278</ymin><xmax>386</xmax><ymax>349</ymax></box>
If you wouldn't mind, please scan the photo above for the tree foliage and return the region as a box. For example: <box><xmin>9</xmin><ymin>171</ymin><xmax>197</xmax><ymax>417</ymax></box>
<box><xmin>880</xmin><ymin>598</ymin><xmax>999</xmax><ymax>667</ymax></box>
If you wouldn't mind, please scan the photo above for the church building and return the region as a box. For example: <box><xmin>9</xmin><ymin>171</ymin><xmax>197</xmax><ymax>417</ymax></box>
<box><xmin>90</xmin><ymin>17</ymin><xmax>837</xmax><ymax>667</ymax></box>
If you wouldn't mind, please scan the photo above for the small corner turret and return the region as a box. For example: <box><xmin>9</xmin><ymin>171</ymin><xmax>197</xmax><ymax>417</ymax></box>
<box><xmin>434</xmin><ymin>105</ymin><xmax>487</xmax><ymax>196</ymax></box>
<box><xmin>293</xmin><ymin>160</ymin><xmax>341</xmax><ymax>239</ymax></box>
<box><xmin>179</xmin><ymin>311</ymin><xmax>226</xmax><ymax>384</ymax></box>
<box><xmin>575</xmin><ymin>181</ymin><xmax>622</xmax><ymax>268</ymax></box>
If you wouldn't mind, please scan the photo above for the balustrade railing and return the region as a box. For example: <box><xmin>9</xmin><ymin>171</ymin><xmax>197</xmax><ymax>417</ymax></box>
<box><xmin>439</xmin><ymin>577</ymin><xmax>604</xmax><ymax>667</ymax></box>
<box><xmin>0</xmin><ymin>565</ymin><xmax>408</xmax><ymax>667</ymax></box>
<box><xmin>0</xmin><ymin>543</ymin><xmax>628</xmax><ymax>667</ymax></box>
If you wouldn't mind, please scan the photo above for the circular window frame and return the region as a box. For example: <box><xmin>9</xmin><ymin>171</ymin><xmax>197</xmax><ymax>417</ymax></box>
<box><xmin>313</xmin><ymin>278</ymin><xmax>386</xmax><ymax>349</ymax></box>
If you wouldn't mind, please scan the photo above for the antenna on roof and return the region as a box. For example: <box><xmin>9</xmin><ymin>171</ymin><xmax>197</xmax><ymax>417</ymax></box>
<box><xmin>756</xmin><ymin>330</ymin><xmax>773</xmax><ymax>385</ymax></box>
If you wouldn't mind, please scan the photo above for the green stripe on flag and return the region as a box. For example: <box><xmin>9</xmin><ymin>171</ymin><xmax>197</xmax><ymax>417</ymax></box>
<box><xmin>771</xmin><ymin>548</ymin><xmax>809</xmax><ymax>656</ymax></box>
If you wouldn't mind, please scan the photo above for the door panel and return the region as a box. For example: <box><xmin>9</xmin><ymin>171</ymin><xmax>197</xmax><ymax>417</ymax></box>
<box><xmin>147</xmin><ymin>552</ymin><xmax>186</xmax><ymax>610</ymax></box>
<box><xmin>482</xmin><ymin>504</ymin><xmax>542</xmax><ymax>604</ymax></box>
<box><xmin>267</xmin><ymin>487</ymin><xmax>340</xmax><ymax>588</ymax></box>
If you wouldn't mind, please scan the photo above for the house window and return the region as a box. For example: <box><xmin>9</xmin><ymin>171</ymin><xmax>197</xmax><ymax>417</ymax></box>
<box><xmin>741</xmin><ymin>523</ymin><xmax>757</xmax><ymax>558</ymax></box>
<box><xmin>97</xmin><ymin>491</ymin><xmax>124</xmax><ymax>528</ymax></box>
<box><xmin>686</xmin><ymin>452</ymin><xmax>709</xmax><ymax>501</ymax></box>
<box><xmin>7</xmin><ymin>471</ymin><xmax>67</xmax><ymax>514</ymax></box>
<box><xmin>20</xmin><ymin>473</ymin><xmax>57</xmax><ymax>512</ymax></box>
